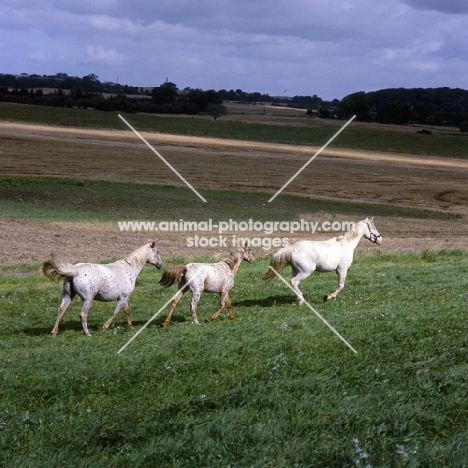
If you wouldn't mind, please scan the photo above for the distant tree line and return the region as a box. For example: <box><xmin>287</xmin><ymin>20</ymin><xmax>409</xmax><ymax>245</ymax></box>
<box><xmin>337</xmin><ymin>88</ymin><xmax>468</xmax><ymax>130</ymax></box>
<box><xmin>1</xmin><ymin>72</ymin><xmax>467</xmax><ymax>129</ymax></box>
<box><xmin>0</xmin><ymin>73</ymin><xmax>229</xmax><ymax>118</ymax></box>
<box><xmin>0</xmin><ymin>72</ymin><xmax>139</xmax><ymax>95</ymax></box>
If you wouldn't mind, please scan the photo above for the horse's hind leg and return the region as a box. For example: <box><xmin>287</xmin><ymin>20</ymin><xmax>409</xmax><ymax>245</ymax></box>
<box><xmin>51</xmin><ymin>279</ymin><xmax>75</xmax><ymax>336</ymax></box>
<box><xmin>291</xmin><ymin>269</ymin><xmax>312</xmax><ymax>306</ymax></box>
<box><xmin>189</xmin><ymin>290</ymin><xmax>202</xmax><ymax>325</ymax></box>
<box><xmin>325</xmin><ymin>269</ymin><xmax>347</xmax><ymax>302</ymax></box>
<box><xmin>102</xmin><ymin>297</ymin><xmax>127</xmax><ymax>331</ymax></box>
<box><xmin>79</xmin><ymin>298</ymin><xmax>94</xmax><ymax>336</ymax></box>
<box><xmin>162</xmin><ymin>276</ymin><xmax>190</xmax><ymax>327</ymax></box>
<box><xmin>161</xmin><ymin>287</ymin><xmax>186</xmax><ymax>327</ymax></box>
<box><xmin>207</xmin><ymin>292</ymin><xmax>232</xmax><ymax>322</ymax></box>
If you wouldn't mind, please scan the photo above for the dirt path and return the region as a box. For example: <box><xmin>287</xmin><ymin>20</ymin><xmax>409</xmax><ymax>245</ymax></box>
<box><xmin>2</xmin><ymin>121</ymin><xmax>467</xmax><ymax>170</ymax></box>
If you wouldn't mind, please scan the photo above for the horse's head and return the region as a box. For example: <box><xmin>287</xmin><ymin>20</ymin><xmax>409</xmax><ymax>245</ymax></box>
<box><xmin>227</xmin><ymin>244</ymin><xmax>255</xmax><ymax>266</ymax></box>
<box><xmin>240</xmin><ymin>243</ymin><xmax>255</xmax><ymax>264</ymax></box>
<box><xmin>146</xmin><ymin>241</ymin><xmax>163</xmax><ymax>269</ymax></box>
<box><xmin>363</xmin><ymin>218</ymin><xmax>382</xmax><ymax>245</ymax></box>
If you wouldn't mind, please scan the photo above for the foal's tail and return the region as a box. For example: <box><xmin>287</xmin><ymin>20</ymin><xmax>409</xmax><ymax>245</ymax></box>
<box><xmin>159</xmin><ymin>265</ymin><xmax>186</xmax><ymax>288</ymax></box>
<box><xmin>262</xmin><ymin>246</ymin><xmax>294</xmax><ymax>282</ymax></box>
<box><xmin>42</xmin><ymin>253</ymin><xmax>79</xmax><ymax>282</ymax></box>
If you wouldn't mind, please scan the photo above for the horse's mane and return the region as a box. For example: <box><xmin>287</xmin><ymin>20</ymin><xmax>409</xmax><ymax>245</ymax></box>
<box><xmin>336</xmin><ymin>220</ymin><xmax>366</xmax><ymax>242</ymax></box>
<box><xmin>222</xmin><ymin>247</ymin><xmax>244</xmax><ymax>270</ymax></box>
<box><xmin>124</xmin><ymin>243</ymin><xmax>151</xmax><ymax>268</ymax></box>
<box><xmin>223</xmin><ymin>256</ymin><xmax>236</xmax><ymax>270</ymax></box>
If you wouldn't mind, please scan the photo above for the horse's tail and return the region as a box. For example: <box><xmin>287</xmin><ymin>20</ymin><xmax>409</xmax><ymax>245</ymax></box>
<box><xmin>159</xmin><ymin>265</ymin><xmax>186</xmax><ymax>288</ymax></box>
<box><xmin>42</xmin><ymin>253</ymin><xmax>79</xmax><ymax>282</ymax></box>
<box><xmin>262</xmin><ymin>246</ymin><xmax>294</xmax><ymax>282</ymax></box>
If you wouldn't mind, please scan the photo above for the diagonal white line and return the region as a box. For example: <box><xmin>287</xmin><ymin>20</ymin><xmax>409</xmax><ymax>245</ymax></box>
<box><xmin>268</xmin><ymin>266</ymin><xmax>357</xmax><ymax>354</ymax></box>
<box><xmin>118</xmin><ymin>114</ymin><xmax>207</xmax><ymax>202</ymax></box>
<box><xmin>117</xmin><ymin>268</ymin><xmax>204</xmax><ymax>354</ymax></box>
<box><xmin>268</xmin><ymin>115</ymin><xmax>356</xmax><ymax>202</ymax></box>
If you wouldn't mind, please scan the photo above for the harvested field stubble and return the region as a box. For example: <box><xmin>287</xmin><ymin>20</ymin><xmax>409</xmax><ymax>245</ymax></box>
<box><xmin>0</xmin><ymin>117</ymin><xmax>467</xmax><ymax>264</ymax></box>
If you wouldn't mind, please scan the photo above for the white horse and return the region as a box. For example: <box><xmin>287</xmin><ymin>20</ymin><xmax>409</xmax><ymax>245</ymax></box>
<box><xmin>158</xmin><ymin>245</ymin><xmax>255</xmax><ymax>326</ymax></box>
<box><xmin>43</xmin><ymin>241</ymin><xmax>163</xmax><ymax>336</ymax></box>
<box><xmin>262</xmin><ymin>218</ymin><xmax>382</xmax><ymax>304</ymax></box>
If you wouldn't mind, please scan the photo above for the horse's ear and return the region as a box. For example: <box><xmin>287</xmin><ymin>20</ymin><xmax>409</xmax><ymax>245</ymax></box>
<box><xmin>150</xmin><ymin>240</ymin><xmax>156</xmax><ymax>248</ymax></box>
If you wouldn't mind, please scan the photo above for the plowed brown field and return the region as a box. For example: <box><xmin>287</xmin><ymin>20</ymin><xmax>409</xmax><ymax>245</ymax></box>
<box><xmin>1</xmin><ymin>121</ymin><xmax>467</xmax><ymax>264</ymax></box>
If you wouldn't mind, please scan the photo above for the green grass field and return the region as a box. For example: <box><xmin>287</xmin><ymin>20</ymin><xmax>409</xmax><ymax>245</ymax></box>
<box><xmin>1</xmin><ymin>250</ymin><xmax>468</xmax><ymax>467</ymax></box>
<box><xmin>0</xmin><ymin>176</ymin><xmax>457</xmax><ymax>227</ymax></box>
<box><xmin>1</xmin><ymin>104</ymin><xmax>467</xmax><ymax>467</ymax></box>
<box><xmin>1</xmin><ymin>102</ymin><xmax>467</xmax><ymax>157</ymax></box>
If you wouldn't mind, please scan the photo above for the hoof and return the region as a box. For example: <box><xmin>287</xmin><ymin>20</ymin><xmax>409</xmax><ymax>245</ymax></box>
<box><xmin>297</xmin><ymin>301</ymin><xmax>304</xmax><ymax>307</ymax></box>
<box><xmin>323</xmin><ymin>295</ymin><xmax>329</xmax><ymax>302</ymax></box>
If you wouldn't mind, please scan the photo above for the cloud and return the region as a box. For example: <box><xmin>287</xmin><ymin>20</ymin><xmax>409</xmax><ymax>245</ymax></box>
<box><xmin>0</xmin><ymin>0</ymin><xmax>467</xmax><ymax>98</ymax></box>
<box><xmin>89</xmin><ymin>14</ymin><xmax>127</xmax><ymax>31</ymax></box>
<box><xmin>411</xmin><ymin>60</ymin><xmax>439</xmax><ymax>72</ymax></box>
<box><xmin>400</xmin><ymin>0</ymin><xmax>468</xmax><ymax>14</ymax></box>
<box><xmin>86</xmin><ymin>45</ymin><xmax>125</xmax><ymax>66</ymax></box>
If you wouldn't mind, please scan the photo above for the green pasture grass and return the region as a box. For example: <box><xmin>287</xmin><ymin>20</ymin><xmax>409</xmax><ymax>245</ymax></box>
<box><xmin>1</xmin><ymin>102</ymin><xmax>467</xmax><ymax>157</ymax></box>
<box><xmin>0</xmin><ymin>176</ymin><xmax>457</xmax><ymax>225</ymax></box>
<box><xmin>1</xmin><ymin>250</ymin><xmax>468</xmax><ymax>466</ymax></box>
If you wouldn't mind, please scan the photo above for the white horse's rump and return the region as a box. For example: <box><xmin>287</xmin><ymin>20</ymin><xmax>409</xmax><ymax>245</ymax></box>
<box><xmin>43</xmin><ymin>241</ymin><xmax>163</xmax><ymax>336</ymax></box>
<box><xmin>263</xmin><ymin>218</ymin><xmax>382</xmax><ymax>304</ymax></box>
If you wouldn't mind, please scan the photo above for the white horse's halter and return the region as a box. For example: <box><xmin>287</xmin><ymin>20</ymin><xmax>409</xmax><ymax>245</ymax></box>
<box><xmin>366</xmin><ymin>221</ymin><xmax>382</xmax><ymax>244</ymax></box>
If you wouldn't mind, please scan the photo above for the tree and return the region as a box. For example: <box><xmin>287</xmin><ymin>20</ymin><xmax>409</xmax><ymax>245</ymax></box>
<box><xmin>81</xmin><ymin>74</ymin><xmax>101</xmax><ymax>92</ymax></box>
<box><xmin>378</xmin><ymin>101</ymin><xmax>410</xmax><ymax>125</ymax></box>
<box><xmin>151</xmin><ymin>82</ymin><xmax>178</xmax><ymax>105</ymax></box>
<box><xmin>206</xmin><ymin>103</ymin><xmax>227</xmax><ymax>120</ymax></box>
<box><xmin>319</xmin><ymin>108</ymin><xmax>332</xmax><ymax>119</ymax></box>
<box><xmin>186</xmin><ymin>88</ymin><xmax>222</xmax><ymax>112</ymax></box>
<box><xmin>337</xmin><ymin>91</ymin><xmax>370</xmax><ymax>121</ymax></box>
<box><xmin>459</xmin><ymin>121</ymin><xmax>468</xmax><ymax>133</ymax></box>
<box><xmin>71</xmin><ymin>87</ymin><xmax>84</xmax><ymax>99</ymax></box>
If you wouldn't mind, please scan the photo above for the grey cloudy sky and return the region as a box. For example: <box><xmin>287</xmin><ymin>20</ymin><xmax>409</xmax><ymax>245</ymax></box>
<box><xmin>1</xmin><ymin>0</ymin><xmax>467</xmax><ymax>99</ymax></box>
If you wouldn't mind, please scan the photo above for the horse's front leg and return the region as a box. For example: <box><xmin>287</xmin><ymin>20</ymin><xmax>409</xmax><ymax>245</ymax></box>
<box><xmin>51</xmin><ymin>279</ymin><xmax>75</xmax><ymax>336</ymax></box>
<box><xmin>325</xmin><ymin>269</ymin><xmax>348</xmax><ymax>301</ymax></box>
<box><xmin>123</xmin><ymin>303</ymin><xmax>132</xmax><ymax>328</ymax></box>
<box><xmin>207</xmin><ymin>292</ymin><xmax>232</xmax><ymax>322</ymax></box>
<box><xmin>226</xmin><ymin>295</ymin><xmax>234</xmax><ymax>320</ymax></box>
<box><xmin>102</xmin><ymin>297</ymin><xmax>127</xmax><ymax>331</ymax></box>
